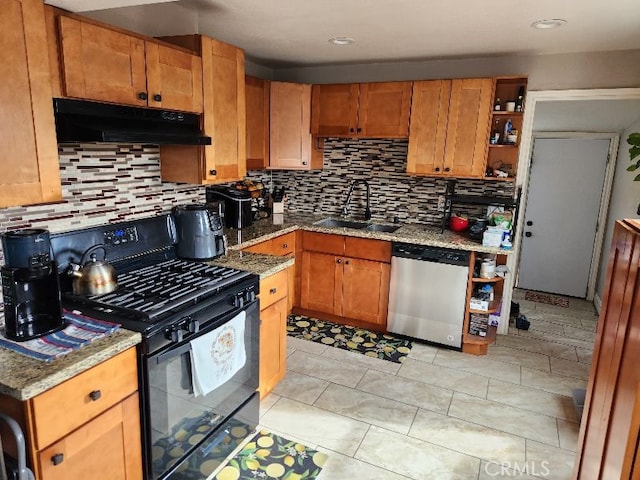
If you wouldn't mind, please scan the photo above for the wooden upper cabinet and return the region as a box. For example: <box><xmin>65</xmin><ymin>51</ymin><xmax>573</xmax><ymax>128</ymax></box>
<box><xmin>58</xmin><ymin>16</ymin><xmax>147</xmax><ymax>107</ymax></box>
<box><xmin>407</xmin><ymin>78</ymin><xmax>494</xmax><ymax>178</ymax></box>
<box><xmin>0</xmin><ymin>0</ymin><xmax>61</xmax><ymax>208</ymax></box>
<box><xmin>270</xmin><ymin>81</ymin><xmax>323</xmax><ymax>170</ymax></box>
<box><xmin>160</xmin><ymin>36</ymin><xmax>246</xmax><ymax>184</ymax></box>
<box><xmin>311</xmin><ymin>83</ymin><xmax>359</xmax><ymax>136</ymax></box>
<box><xmin>444</xmin><ymin>78</ymin><xmax>494</xmax><ymax>178</ymax></box>
<box><xmin>245</xmin><ymin>75</ymin><xmax>270</xmax><ymax>170</ymax></box>
<box><xmin>407</xmin><ymin>80</ymin><xmax>451</xmax><ymax>175</ymax></box>
<box><xmin>57</xmin><ymin>16</ymin><xmax>203</xmax><ymax>113</ymax></box>
<box><xmin>311</xmin><ymin>82</ymin><xmax>411</xmax><ymax>138</ymax></box>
<box><xmin>145</xmin><ymin>42</ymin><xmax>203</xmax><ymax>113</ymax></box>
<box><xmin>358</xmin><ymin>82</ymin><xmax>411</xmax><ymax>137</ymax></box>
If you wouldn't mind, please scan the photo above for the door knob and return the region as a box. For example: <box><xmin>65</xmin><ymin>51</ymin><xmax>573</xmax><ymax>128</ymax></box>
<box><xmin>525</xmin><ymin>232</ymin><xmax>532</xmax><ymax>237</ymax></box>
<box><xmin>526</xmin><ymin>221</ymin><xmax>533</xmax><ymax>226</ymax></box>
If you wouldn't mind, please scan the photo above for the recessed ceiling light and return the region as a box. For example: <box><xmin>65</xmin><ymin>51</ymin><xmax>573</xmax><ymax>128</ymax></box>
<box><xmin>531</xmin><ymin>19</ymin><xmax>568</xmax><ymax>29</ymax></box>
<box><xmin>328</xmin><ymin>37</ymin><xmax>355</xmax><ymax>46</ymax></box>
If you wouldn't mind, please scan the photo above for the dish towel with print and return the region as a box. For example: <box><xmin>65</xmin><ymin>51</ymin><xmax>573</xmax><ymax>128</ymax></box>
<box><xmin>189</xmin><ymin>311</ymin><xmax>246</xmax><ymax>397</ymax></box>
<box><xmin>0</xmin><ymin>310</ymin><xmax>120</xmax><ymax>363</ymax></box>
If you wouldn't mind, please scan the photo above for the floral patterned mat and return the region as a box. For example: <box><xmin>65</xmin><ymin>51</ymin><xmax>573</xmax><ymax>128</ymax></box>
<box><xmin>215</xmin><ymin>429</ymin><xmax>327</xmax><ymax>480</ymax></box>
<box><xmin>524</xmin><ymin>290</ymin><xmax>570</xmax><ymax>307</ymax></box>
<box><xmin>287</xmin><ymin>314</ymin><xmax>413</xmax><ymax>363</ymax></box>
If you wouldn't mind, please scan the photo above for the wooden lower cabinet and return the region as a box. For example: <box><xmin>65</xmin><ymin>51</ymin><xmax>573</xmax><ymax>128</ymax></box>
<box><xmin>38</xmin><ymin>393</ymin><xmax>141</xmax><ymax>480</ymax></box>
<box><xmin>258</xmin><ymin>268</ymin><xmax>289</xmax><ymax>399</ymax></box>
<box><xmin>0</xmin><ymin>348</ymin><xmax>141</xmax><ymax>480</ymax></box>
<box><xmin>575</xmin><ymin>219</ymin><xmax>640</xmax><ymax>479</ymax></box>
<box><xmin>298</xmin><ymin>232</ymin><xmax>391</xmax><ymax>330</ymax></box>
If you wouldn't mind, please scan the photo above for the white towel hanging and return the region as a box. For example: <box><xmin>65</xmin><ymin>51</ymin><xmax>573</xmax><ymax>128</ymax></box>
<box><xmin>189</xmin><ymin>311</ymin><xmax>247</xmax><ymax>397</ymax></box>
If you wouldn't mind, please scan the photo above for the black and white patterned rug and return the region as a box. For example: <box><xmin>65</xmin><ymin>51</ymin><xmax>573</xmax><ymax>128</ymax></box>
<box><xmin>287</xmin><ymin>314</ymin><xmax>413</xmax><ymax>363</ymax></box>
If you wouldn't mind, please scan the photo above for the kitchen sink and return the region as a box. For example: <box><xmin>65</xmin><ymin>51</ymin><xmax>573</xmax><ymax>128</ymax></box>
<box><xmin>314</xmin><ymin>218</ymin><xmax>400</xmax><ymax>233</ymax></box>
<box><xmin>364</xmin><ymin>224</ymin><xmax>400</xmax><ymax>233</ymax></box>
<box><xmin>314</xmin><ymin>218</ymin><xmax>369</xmax><ymax>229</ymax></box>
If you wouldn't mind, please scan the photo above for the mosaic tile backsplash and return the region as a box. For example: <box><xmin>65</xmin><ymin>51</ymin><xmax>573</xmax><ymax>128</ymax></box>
<box><xmin>250</xmin><ymin>138</ymin><xmax>515</xmax><ymax>225</ymax></box>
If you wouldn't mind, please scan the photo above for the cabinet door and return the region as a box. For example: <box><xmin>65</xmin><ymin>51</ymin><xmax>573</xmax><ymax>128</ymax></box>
<box><xmin>406</xmin><ymin>80</ymin><xmax>451</xmax><ymax>175</ymax></box>
<box><xmin>201</xmin><ymin>37</ymin><xmax>245</xmax><ymax>182</ymax></box>
<box><xmin>270</xmin><ymin>82</ymin><xmax>322</xmax><ymax>170</ymax></box>
<box><xmin>311</xmin><ymin>84</ymin><xmax>359</xmax><ymax>136</ymax></box>
<box><xmin>341</xmin><ymin>257</ymin><xmax>390</xmax><ymax>325</ymax></box>
<box><xmin>246</xmin><ymin>75</ymin><xmax>270</xmax><ymax>170</ymax></box>
<box><xmin>358</xmin><ymin>82</ymin><xmax>412</xmax><ymax>138</ymax></box>
<box><xmin>443</xmin><ymin>78</ymin><xmax>494</xmax><ymax>178</ymax></box>
<box><xmin>39</xmin><ymin>393</ymin><xmax>142</xmax><ymax>480</ymax></box>
<box><xmin>58</xmin><ymin>16</ymin><xmax>147</xmax><ymax>107</ymax></box>
<box><xmin>0</xmin><ymin>0</ymin><xmax>61</xmax><ymax>208</ymax></box>
<box><xmin>145</xmin><ymin>42</ymin><xmax>203</xmax><ymax>113</ymax></box>
<box><xmin>259</xmin><ymin>297</ymin><xmax>288</xmax><ymax>399</ymax></box>
<box><xmin>299</xmin><ymin>251</ymin><xmax>340</xmax><ymax>316</ymax></box>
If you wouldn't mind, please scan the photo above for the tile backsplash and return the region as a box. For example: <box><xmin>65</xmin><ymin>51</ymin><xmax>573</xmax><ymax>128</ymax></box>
<box><xmin>0</xmin><ymin>139</ymin><xmax>515</xmax><ymax>237</ymax></box>
<box><xmin>250</xmin><ymin>138</ymin><xmax>515</xmax><ymax>225</ymax></box>
<box><xmin>0</xmin><ymin>144</ymin><xmax>206</xmax><ymax>237</ymax></box>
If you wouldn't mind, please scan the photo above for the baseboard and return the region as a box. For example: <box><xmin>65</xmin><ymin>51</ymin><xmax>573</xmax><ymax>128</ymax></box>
<box><xmin>594</xmin><ymin>293</ymin><xmax>602</xmax><ymax>314</ymax></box>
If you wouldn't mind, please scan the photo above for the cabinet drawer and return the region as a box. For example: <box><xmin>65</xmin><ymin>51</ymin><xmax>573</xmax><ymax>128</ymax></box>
<box><xmin>272</xmin><ymin>232</ymin><xmax>296</xmax><ymax>256</ymax></box>
<box><xmin>260</xmin><ymin>269</ymin><xmax>288</xmax><ymax>310</ymax></box>
<box><xmin>345</xmin><ymin>237</ymin><xmax>391</xmax><ymax>262</ymax></box>
<box><xmin>30</xmin><ymin>348</ymin><xmax>138</xmax><ymax>449</ymax></box>
<box><xmin>302</xmin><ymin>231</ymin><xmax>344</xmax><ymax>255</ymax></box>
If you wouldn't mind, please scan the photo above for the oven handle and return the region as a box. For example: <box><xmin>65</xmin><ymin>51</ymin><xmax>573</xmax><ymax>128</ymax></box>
<box><xmin>153</xmin><ymin>302</ymin><xmax>256</xmax><ymax>365</ymax></box>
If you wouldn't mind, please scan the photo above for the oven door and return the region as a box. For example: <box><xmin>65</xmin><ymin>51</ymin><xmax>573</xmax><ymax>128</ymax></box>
<box><xmin>143</xmin><ymin>299</ymin><xmax>259</xmax><ymax>480</ymax></box>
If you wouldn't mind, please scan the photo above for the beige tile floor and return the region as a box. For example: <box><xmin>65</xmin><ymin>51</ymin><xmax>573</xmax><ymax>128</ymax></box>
<box><xmin>259</xmin><ymin>290</ymin><xmax>598</xmax><ymax>479</ymax></box>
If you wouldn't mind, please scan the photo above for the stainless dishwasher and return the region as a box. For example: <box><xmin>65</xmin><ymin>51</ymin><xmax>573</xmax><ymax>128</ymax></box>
<box><xmin>387</xmin><ymin>242</ymin><xmax>470</xmax><ymax>348</ymax></box>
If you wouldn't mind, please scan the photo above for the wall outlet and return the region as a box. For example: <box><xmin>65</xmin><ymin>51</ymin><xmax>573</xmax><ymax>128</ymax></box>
<box><xmin>437</xmin><ymin>195</ymin><xmax>446</xmax><ymax>212</ymax></box>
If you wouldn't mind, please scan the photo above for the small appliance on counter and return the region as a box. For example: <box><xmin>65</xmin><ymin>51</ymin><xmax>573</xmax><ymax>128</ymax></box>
<box><xmin>1</xmin><ymin>229</ymin><xmax>65</xmax><ymax>341</ymax></box>
<box><xmin>206</xmin><ymin>185</ymin><xmax>254</xmax><ymax>229</ymax></box>
<box><xmin>172</xmin><ymin>204</ymin><xmax>226</xmax><ymax>260</ymax></box>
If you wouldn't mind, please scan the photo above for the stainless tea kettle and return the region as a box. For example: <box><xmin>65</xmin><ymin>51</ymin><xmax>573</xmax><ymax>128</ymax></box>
<box><xmin>69</xmin><ymin>245</ymin><xmax>118</xmax><ymax>296</ymax></box>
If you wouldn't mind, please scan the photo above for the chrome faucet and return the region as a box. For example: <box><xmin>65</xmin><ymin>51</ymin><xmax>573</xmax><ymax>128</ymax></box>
<box><xmin>342</xmin><ymin>180</ymin><xmax>372</xmax><ymax>220</ymax></box>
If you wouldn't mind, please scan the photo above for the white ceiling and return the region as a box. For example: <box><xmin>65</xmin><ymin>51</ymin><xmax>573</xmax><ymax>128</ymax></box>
<box><xmin>46</xmin><ymin>0</ymin><xmax>640</xmax><ymax>68</ymax></box>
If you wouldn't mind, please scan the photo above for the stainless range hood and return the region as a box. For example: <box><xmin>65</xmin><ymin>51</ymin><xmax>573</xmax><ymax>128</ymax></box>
<box><xmin>53</xmin><ymin>98</ymin><xmax>212</xmax><ymax>145</ymax></box>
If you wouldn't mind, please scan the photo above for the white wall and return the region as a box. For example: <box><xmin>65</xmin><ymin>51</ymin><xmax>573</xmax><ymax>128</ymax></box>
<box><xmin>272</xmin><ymin>49</ymin><xmax>640</xmax><ymax>90</ymax></box>
<box><xmin>597</xmin><ymin>118</ymin><xmax>640</xmax><ymax>301</ymax></box>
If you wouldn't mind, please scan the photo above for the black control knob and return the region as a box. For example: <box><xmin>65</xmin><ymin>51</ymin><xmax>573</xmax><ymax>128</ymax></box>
<box><xmin>166</xmin><ymin>327</ymin><xmax>184</xmax><ymax>343</ymax></box>
<box><xmin>525</xmin><ymin>231</ymin><xmax>532</xmax><ymax>238</ymax></box>
<box><xmin>187</xmin><ymin>317</ymin><xmax>199</xmax><ymax>333</ymax></box>
<box><xmin>526</xmin><ymin>220</ymin><xmax>533</xmax><ymax>226</ymax></box>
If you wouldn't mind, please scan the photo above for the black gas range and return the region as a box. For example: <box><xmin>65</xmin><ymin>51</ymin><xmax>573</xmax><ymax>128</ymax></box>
<box><xmin>51</xmin><ymin>214</ymin><xmax>260</xmax><ymax>480</ymax></box>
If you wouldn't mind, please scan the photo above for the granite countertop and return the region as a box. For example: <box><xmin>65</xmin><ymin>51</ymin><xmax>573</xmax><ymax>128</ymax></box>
<box><xmin>225</xmin><ymin>213</ymin><xmax>512</xmax><ymax>256</ymax></box>
<box><xmin>0</xmin><ymin>328</ymin><xmax>141</xmax><ymax>401</ymax></box>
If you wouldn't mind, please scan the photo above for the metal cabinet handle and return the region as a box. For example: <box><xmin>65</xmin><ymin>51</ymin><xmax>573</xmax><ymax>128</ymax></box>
<box><xmin>302</xmin><ymin>161</ymin><xmax>308</xmax><ymax>166</ymax></box>
<box><xmin>209</xmin><ymin>169</ymin><xmax>217</xmax><ymax>176</ymax></box>
<box><xmin>282</xmin><ymin>243</ymin><xmax>288</xmax><ymax>249</ymax></box>
<box><xmin>51</xmin><ymin>453</ymin><xmax>64</xmax><ymax>466</ymax></box>
<box><xmin>138</xmin><ymin>92</ymin><xmax>148</xmax><ymax>101</ymax></box>
<box><xmin>89</xmin><ymin>390</ymin><xmax>102</xmax><ymax>401</ymax></box>
<box><xmin>153</xmin><ymin>94</ymin><xmax>162</xmax><ymax>102</ymax></box>
<box><xmin>435</xmin><ymin>167</ymin><xmax>440</xmax><ymax>172</ymax></box>
<box><xmin>357</xmin><ymin>127</ymin><xmax>362</xmax><ymax>133</ymax></box>
<box><xmin>345</xmin><ymin>260</ymin><xmax>350</xmax><ymax>265</ymax></box>
<box><xmin>269</xmin><ymin>288</ymin><xmax>277</xmax><ymax>294</ymax></box>
<box><xmin>349</xmin><ymin>128</ymin><xmax>354</xmax><ymax>133</ymax></box>
<box><xmin>444</xmin><ymin>167</ymin><xmax>450</xmax><ymax>172</ymax></box>
<box><xmin>336</xmin><ymin>259</ymin><xmax>342</xmax><ymax>264</ymax></box>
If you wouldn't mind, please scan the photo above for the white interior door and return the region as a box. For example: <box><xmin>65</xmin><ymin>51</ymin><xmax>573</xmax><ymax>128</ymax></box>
<box><xmin>517</xmin><ymin>137</ymin><xmax>610</xmax><ymax>298</ymax></box>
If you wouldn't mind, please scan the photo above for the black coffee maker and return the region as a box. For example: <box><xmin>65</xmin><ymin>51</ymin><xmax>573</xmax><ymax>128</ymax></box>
<box><xmin>1</xmin><ymin>229</ymin><xmax>65</xmax><ymax>341</ymax></box>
